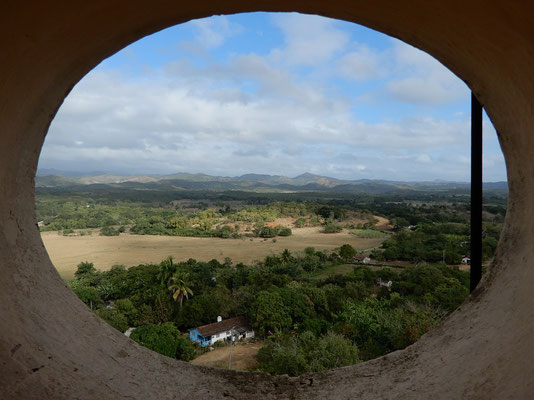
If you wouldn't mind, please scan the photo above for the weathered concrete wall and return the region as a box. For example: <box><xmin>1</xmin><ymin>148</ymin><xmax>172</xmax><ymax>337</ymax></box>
<box><xmin>1</xmin><ymin>1</ymin><xmax>533</xmax><ymax>398</ymax></box>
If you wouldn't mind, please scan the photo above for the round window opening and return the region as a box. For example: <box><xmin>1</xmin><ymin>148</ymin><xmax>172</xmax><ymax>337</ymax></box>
<box><xmin>36</xmin><ymin>12</ymin><xmax>507</xmax><ymax>377</ymax></box>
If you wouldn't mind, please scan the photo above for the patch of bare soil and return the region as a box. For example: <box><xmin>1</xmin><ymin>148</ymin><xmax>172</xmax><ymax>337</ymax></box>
<box><xmin>191</xmin><ymin>341</ymin><xmax>263</xmax><ymax>371</ymax></box>
<box><xmin>373</xmin><ymin>215</ymin><xmax>392</xmax><ymax>231</ymax></box>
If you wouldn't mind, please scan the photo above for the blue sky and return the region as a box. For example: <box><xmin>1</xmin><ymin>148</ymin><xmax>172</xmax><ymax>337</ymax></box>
<box><xmin>39</xmin><ymin>12</ymin><xmax>506</xmax><ymax>181</ymax></box>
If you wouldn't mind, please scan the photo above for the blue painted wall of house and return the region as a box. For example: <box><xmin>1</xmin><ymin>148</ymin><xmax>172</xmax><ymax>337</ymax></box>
<box><xmin>189</xmin><ymin>329</ymin><xmax>211</xmax><ymax>347</ymax></box>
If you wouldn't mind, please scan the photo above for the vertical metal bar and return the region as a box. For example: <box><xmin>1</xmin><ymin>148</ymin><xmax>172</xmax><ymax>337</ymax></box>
<box><xmin>471</xmin><ymin>92</ymin><xmax>483</xmax><ymax>292</ymax></box>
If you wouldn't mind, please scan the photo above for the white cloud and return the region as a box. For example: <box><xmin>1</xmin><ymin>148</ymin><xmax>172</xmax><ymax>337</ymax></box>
<box><xmin>269</xmin><ymin>13</ymin><xmax>349</xmax><ymax>66</ymax></box>
<box><xmin>39</xmin><ymin>65</ymin><xmax>501</xmax><ymax>181</ymax></box>
<box><xmin>338</xmin><ymin>46</ymin><xmax>384</xmax><ymax>80</ymax></box>
<box><xmin>190</xmin><ymin>16</ymin><xmax>242</xmax><ymax>48</ymax></box>
<box><xmin>39</xmin><ymin>14</ymin><xmax>506</xmax><ymax>182</ymax></box>
<box><xmin>416</xmin><ymin>154</ymin><xmax>432</xmax><ymax>163</ymax></box>
<box><xmin>385</xmin><ymin>40</ymin><xmax>469</xmax><ymax>105</ymax></box>
<box><xmin>387</xmin><ymin>77</ymin><xmax>462</xmax><ymax>105</ymax></box>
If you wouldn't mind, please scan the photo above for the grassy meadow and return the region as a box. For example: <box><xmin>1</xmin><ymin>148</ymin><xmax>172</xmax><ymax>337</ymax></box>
<box><xmin>43</xmin><ymin>227</ymin><xmax>386</xmax><ymax>279</ymax></box>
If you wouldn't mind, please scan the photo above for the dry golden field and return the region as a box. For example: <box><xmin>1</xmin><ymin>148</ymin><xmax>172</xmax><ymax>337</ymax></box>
<box><xmin>41</xmin><ymin>227</ymin><xmax>386</xmax><ymax>279</ymax></box>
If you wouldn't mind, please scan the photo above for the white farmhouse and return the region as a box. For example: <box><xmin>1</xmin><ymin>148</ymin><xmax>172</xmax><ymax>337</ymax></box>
<box><xmin>189</xmin><ymin>316</ymin><xmax>255</xmax><ymax>347</ymax></box>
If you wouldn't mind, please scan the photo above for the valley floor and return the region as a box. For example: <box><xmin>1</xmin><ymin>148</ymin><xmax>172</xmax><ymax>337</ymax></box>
<box><xmin>42</xmin><ymin>227</ymin><xmax>386</xmax><ymax>279</ymax></box>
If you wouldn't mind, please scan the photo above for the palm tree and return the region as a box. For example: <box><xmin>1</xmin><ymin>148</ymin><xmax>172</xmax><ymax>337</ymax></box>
<box><xmin>157</xmin><ymin>256</ymin><xmax>176</xmax><ymax>285</ymax></box>
<box><xmin>168</xmin><ymin>272</ymin><xmax>193</xmax><ymax>307</ymax></box>
<box><xmin>281</xmin><ymin>249</ymin><xmax>293</xmax><ymax>264</ymax></box>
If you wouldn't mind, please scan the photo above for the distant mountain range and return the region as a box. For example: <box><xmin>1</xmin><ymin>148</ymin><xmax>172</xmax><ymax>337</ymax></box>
<box><xmin>35</xmin><ymin>170</ymin><xmax>508</xmax><ymax>194</ymax></box>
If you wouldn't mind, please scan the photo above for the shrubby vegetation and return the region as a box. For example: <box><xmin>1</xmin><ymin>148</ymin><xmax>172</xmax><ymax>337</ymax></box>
<box><xmin>338</xmin><ymin>296</ymin><xmax>442</xmax><ymax>360</ymax></box>
<box><xmin>130</xmin><ymin>323</ymin><xmax>195</xmax><ymax>361</ymax></box>
<box><xmin>36</xmin><ymin>196</ymin><xmax>323</xmax><ymax>239</ymax></box>
<box><xmin>100</xmin><ymin>226</ymin><xmax>121</xmax><ymax>236</ymax></box>
<box><xmin>258</xmin><ymin>331</ymin><xmax>359</xmax><ymax>376</ymax></box>
<box><xmin>255</xmin><ymin>225</ymin><xmax>292</xmax><ymax>238</ymax></box>
<box><xmin>68</xmin><ymin>246</ymin><xmax>470</xmax><ymax>375</ymax></box>
<box><xmin>371</xmin><ymin>222</ymin><xmax>499</xmax><ymax>264</ymax></box>
<box><xmin>321</xmin><ymin>223</ymin><xmax>343</xmax><ymax>233</ymax></box>
<box><xmin>351</xmin><ymin>228</ymin><xmax>388</xmax><ymax>238</ymax></box>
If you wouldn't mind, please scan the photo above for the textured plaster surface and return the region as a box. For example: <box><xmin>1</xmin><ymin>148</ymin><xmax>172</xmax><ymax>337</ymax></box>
<box><xmin>1</xmin><ymin>1</ymin><xmax>533</xmax><ymax>398</ymax></box>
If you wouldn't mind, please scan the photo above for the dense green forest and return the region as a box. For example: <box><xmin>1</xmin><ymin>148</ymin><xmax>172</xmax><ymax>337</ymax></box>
<box><xmin>69</xmin><ymin>248</ymin><xmax>468</xmax><ymax>376</ymax></box>
<box><xmin>371</xmin><ymin>222</ymin><xmax>500</xmax><ymax>264</ymax></box>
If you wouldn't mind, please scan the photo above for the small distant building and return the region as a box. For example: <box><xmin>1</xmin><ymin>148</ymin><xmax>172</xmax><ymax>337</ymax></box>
<box><xmin>462</xmin><ymin>257</ymin><xmax>471</xmax><ymax>264</ymax></box>
<box><xmin>189</xmin><ymin>316</ymin><xmax>254</xmax><ymax>347</ymax></box>
<box><xmin>37</xmin><ymin>221</ymin><xmax>46</xmax><ymax>227</ymax></box>
<box><xmin>354</xmin><ymin>256</ymin><xmax>371</xmax><ymax>264</ymax></box>
<box><xmin>377</xmin><ymin>277</ymin><xmax>393</xmax><ymax>288</ymax></box>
